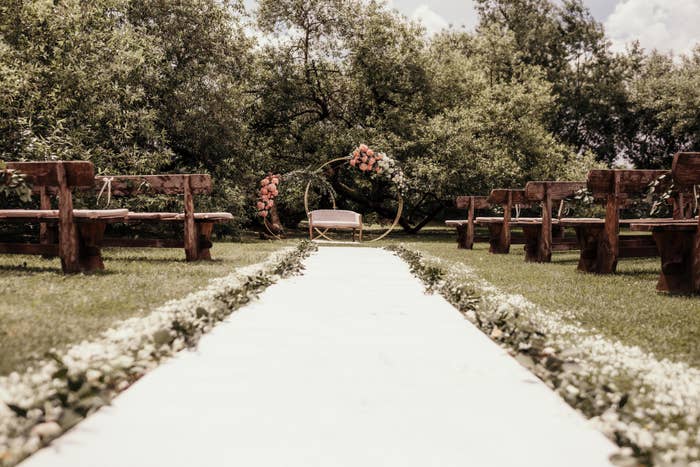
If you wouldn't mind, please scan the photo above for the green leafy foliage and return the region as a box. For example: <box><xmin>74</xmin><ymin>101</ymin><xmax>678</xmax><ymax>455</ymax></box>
<box><xmin>0</xmin><ymin>0</ymin><xmax>697</xmax><ymax>231</ymax></box>
<box><xmin>0</xmin><ymin>163</ymin><xmax>31</xmax><ymax>203</ymax></box>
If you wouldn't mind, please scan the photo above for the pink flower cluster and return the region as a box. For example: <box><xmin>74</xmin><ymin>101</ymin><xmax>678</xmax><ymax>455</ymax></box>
<box><xmin>256</xmin><ymin>174</ymin><xmax>280</xmax><ymax>218</ymax></box>
<box><xmin>349</xmin><ymin>144</ymin><xmax>384</xmax><ymax>173</ymax></box>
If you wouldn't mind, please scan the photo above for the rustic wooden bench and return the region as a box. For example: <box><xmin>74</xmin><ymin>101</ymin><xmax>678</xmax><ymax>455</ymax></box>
<box><xmin>630</xmin><ymin>152</ymin><xmax>700</xmax><ymax>293</ymax></box>
<box><xmin>445</xmin><ymin>196</ymin><xmax>491</xmax><ymax>249</ymax></box>
<box><xmin>475</xmin><ymin>189</ymin><xmax>536</xmax><ymax>254</ymax></box>
<box><xmin>559</xmin><ymin>169</ymin><xmax>672</xmax><ymax>274</ymax></box>
<box><xmin>308</xmin><ymin>209</ymin><xmax>362</xmax><ymax>242</ymax></box>
<box><xmin>94</xmin><ymin>175</ymin><xmax>233</xmax><ymax>261</ymax></box>
<box><xmin>521</xmin><ymin>181</ymin><xmax>586</xmax><ymax>262</ymax></box>
<box><xmin>1</xmin><ymin>161</ymin><xmax>128</xmax><ymax>273</ymax></box>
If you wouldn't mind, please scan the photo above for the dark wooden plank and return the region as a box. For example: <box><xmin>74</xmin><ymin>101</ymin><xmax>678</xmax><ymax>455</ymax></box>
<box><xmin>78</xmin><ymin>223</ymin><xmax>106</xmax><ymax>271</ymax></box>
<box><xmin>466</xmin><ymin>198</ymin><xmax>475</xmax><ymax>249</ymax></box>
<box><xmin>95</xmin><ymin>174</ymin><xmax>212</xmax><ymax>195</ymax></box>
<box><xmin>587</xmin><ymin>169</ymin><xmax>668</xmax><ymax>198</ymax></box>
<box><xmin>196</xmin><ymin>222</ymin><xmax>214</xmax><ymax>260</ymax></box>
<box><xmin>631</xmin><ymin>222</ymin><xmax>697</xmax><ymax>232</ymax></box>
<box><xmin>524</xmin><ymin>181</ymin><xmax>586</xmax><ymax>202</ymax></box>
<box><xmin>538</xmin><ymin>186</ymin><xmax>553</xmax><ymax>262</ymax></box>
<box><xmin>6</xmin><ymin>161</ymin><xmax>94</xmax><ymax>189</ymax></box>
<box><xmin>56</xmin><ymin>163</ymin><xmax>81</xmax><ymax>273</ymax></box>
<box><xmin>183</xmin><ymin>177</ymin><xmax>198</xmax><ymax>261</ymax></box>
<box><xmin>455</xmin><ymin>196</ymin><xmax>490</xmax><ymax>210</ymax></box>
<box><xmin>488</xmin><ymin>189</ymin><xmax>528</xmax><ymax>205</ymax></box>
<box><xmin>597</xmin><ymin>178</ymin><xmax>621</xmax><ymax>273</ymax></box>
<box><xmin>672</xmin><ymin>152</ymin><xmax>700</xmax><ymax>186</ymax></box>
<box><xmin>0</xmin><ymin>243</ymin><xmax>59</xmax><ymax>256</ymax></box>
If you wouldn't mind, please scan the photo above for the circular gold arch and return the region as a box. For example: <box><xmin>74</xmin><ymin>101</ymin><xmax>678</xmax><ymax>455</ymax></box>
<box><xmin>303</xmin><ymin>157</ymin><xmax>404</xmax><ymax>243</ymax></box>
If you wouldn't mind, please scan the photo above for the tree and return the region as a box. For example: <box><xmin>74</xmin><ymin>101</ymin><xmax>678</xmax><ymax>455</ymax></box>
<box><xmin>0</xmin><ymin>0</ymin><xmax>170</xmax><ymax>172</ymax></box>
<box><xmin>251</xmin><ymin>0</ymin><xmax>591</xmax><ymax>232</ymax></box>
<box><xmin>625</xmin><ymin>48</ymin><xmax>700</xmax><ymax>168</ymax></box>
<box><xmin>475</xmin><ymin>0</ymin><xmax>635</xmax><ymax>164</ymax></box>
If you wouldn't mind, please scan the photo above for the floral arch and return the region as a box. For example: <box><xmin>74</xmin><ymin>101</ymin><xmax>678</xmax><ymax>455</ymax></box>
<box><xmin>256</xmin><ymin>144</ymin><xmax>406</xmax><ymax>242</ymax></box>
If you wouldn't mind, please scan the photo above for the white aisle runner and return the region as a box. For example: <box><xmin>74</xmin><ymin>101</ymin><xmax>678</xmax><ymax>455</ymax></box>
<box><xmin>23</xmin><ymin>247</ymin><xmax>616</xmax><ymax>467</ymax></box>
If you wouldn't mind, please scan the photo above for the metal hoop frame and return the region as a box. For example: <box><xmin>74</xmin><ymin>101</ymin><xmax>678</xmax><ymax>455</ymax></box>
<box><xmin>303</xmin><ymin>157</ymin><xmax>404</xmax><ymax>243</ymax></box>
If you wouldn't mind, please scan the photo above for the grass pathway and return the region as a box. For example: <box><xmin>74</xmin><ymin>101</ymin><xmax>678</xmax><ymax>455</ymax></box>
<box><xmin>22</xmin><ymin>246</ymin><xmax>616</xmax><ymax>467</ymax></box>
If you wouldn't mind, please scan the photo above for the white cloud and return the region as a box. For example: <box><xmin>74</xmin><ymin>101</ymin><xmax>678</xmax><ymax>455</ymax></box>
<box><xmin>411</xmin><ymin>4</ymin><xmax>449</xmax><ymax>35</ymax></box>
<box><xmin>605</xmin><ymin>0</ymin><xmax>700</xmax><ymax>55</ymax></box>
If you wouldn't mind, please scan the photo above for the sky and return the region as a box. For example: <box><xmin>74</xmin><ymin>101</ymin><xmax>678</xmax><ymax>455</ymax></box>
<box><xmin>387</xmin><ymin>0</ymin><xmax>700</xmax><ymax>55</ymax></box>
<box><xmin>244</xmin><ymin>1</ymin><xmax>700</xmax><ymax>56</ymax></box>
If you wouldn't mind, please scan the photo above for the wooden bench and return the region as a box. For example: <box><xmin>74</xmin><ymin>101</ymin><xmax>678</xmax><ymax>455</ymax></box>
<box><xmin>475</xmin><ymin>189</ymin><xmax>536</xmax><ymax>254</ymax></box>
<box><xmin>630</xmin><ymin>152</ymin><xmax>700</xmax><ymax>293</ymax></box>
<box><xmin>445</xmin><ymin>196</ymin><xmax>491</xmax><ymax>249</ymax></box>
<box><xmin>560</xmin><ymin>169</ymin><xmax>672</xmax><ymax>274</ymax></box>
<box><xmin>308</xmin><ymin>209</ymin><xmax>362</xmax><ymax>242</ymax></box>
<box><xmin>1</xmin><ymin>161</ymin><xmax>128</xmax><ymax>273</ymax></box>
<box><xmin>94</xmin><ymin>175</ymin><xmax>233</xmax><ymax>261</ymax></box>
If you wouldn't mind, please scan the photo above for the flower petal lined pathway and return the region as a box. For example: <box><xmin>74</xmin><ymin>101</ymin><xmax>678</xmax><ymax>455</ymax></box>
<box><xmin>23</xmin><ymin>247</ymin><xmax>616</xmax><ymax>467</ymax></box>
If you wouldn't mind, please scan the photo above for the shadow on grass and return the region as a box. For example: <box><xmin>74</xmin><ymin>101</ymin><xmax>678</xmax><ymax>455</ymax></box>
<box><xmin>0</xmin><ymin>264</ymin><xmax>116</xmax><ymax>276</ymax></box>
<box><xmin>107</xmin><ymin>256</ymin><xmax>226</xmax><ymax>265</ymax></box>
<box><xmin>614</xmin><ymin>268</ymin><xmax>660</xmax><ymax>281</ymax></box>
<box><xmin>550</xmin><ymin>258</ymin><xmax>581</xmax><ymax>265</ymax></box>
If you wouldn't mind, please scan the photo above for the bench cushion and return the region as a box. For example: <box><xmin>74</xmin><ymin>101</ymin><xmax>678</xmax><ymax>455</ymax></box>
<box><xmin>309</xmin><ymin>210</ymin><xmax>361</xmax><ymax>229</ymax></box>
<box><xmin>0</xmin><ymin>209</ymin><xmax>129</xmax><ymax>222</ymax></box>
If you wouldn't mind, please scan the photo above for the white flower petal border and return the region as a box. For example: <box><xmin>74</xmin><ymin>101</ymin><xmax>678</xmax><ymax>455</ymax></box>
<box><xmin>0</xmin><ymin>241</ymin><xmax>317</xmax><ymax>467</ymax></box>
<box><xmin>388</xmin><ymin>245</ymin><xmax>700</xmax><ymax>467</ymax></box>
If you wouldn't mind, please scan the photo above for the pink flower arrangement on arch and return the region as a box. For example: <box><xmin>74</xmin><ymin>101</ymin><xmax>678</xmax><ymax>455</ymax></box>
<box><xmin>349</xmin><ymin>144</ymin><xmax>407</xmax><ymax>193</ymax></box>
<box><xmin>256</xmin><ymin>174</ymin><xmax>281</xmax><ymax>218</ymax></box>
<box><xmin>349</xmin><ymin>144</ymin><xmax>385</xmax><ymax>174</ymax></box>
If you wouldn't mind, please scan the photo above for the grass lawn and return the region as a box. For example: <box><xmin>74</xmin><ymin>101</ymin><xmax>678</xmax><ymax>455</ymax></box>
<box><xmin>0</xmin><ymin>238</ymin><xmax>296</xmax><ymax>375</ymax></box>
<box><xmin>389</xmin><ymin>228</ymin><xmax>700</xmax><ymax>368</ymax></box>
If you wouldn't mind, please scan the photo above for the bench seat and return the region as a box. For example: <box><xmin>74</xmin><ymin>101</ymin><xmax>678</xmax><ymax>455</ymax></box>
<box><xmin>0</xmin><ymin>209</ymin><xmax>129</xmax><ymax>223</ymax></box>
<box><xmin>559</xmin><ymin>218</ymin><xmax>675</xmax><ymax>227</ymax></box>
<box><xmin>630</xmin><ymin>220</ymin><xmax>697</xmax><ymax>231</ymax></box>
<box><xmin>308</xmin><ymin>209</ymin><xmax>362</xmax><ymax>241</ymax></box>
<box><xmin>123</xmin><ymin>212</ymin><xmax>234</xmax><ymax>222</ymax></box>
<box><xmin>476</xmin><ymin>217</ymin><xmax>550</xmax><ymax>226</ymax></box>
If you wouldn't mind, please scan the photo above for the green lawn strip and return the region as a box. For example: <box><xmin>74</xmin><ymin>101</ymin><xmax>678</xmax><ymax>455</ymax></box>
<box><xmin>0</xmin><ymin>239</ymin><xmax>296</xmax><ymax>375</ymax></box>
<box><xmin>397</xmin><ymin>232</ymin><xmax>700</xmax><ymax>368</ymax></box>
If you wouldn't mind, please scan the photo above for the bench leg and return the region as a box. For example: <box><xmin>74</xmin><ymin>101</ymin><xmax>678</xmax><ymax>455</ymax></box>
<box><xmin>574</xmin><ymin>226</ymin><xmax>603</xmax><ymax>273</ymax></box>
<box><xmin>488</xmin><ymin>224</ymin><xmax>510</xmax><ymax>254</ymax></box>
<box><xmin>59</xmin><ymin>223</ymin><xmax>81</xmax><ymax>274</ymax></box>
<box><xmin>455</xmin><ymin>224</ymin><xmax>469</xmax><ymax>249</ymax></box>
<box><xmin>195</xmin><ymin>222</ymin><xmax>214</xmax><ymax>261</ymax></box>
<box><xmin>40</xmin><ymin>224</ymin><xmax>58</xmax><ymax>259</ymax></box>
<box><xmin>652</xmin><ymin>230</ymin><xmax>695</xmax><ymax>293</ymax></box>
<box><xmin>522</xmin><ymin>225</ymin><xmax>542</xmax><ymax>262</ymax></box>
<box><xmin>77</xmin><ymin>223</ymin><xmax>106</xmax><ymax>272</ymax></box>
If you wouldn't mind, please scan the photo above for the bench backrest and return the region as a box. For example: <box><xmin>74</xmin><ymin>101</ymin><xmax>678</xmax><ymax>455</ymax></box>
<box><xmin>587</xmin><ymin>169</ymin><xmax>668</xmax><ymax>199</ymax></box>
<box><xmin>455</xmin><ymin>196</ymin><xmax>490</xmax><ymax>210</ymax></box>
<box><xmin>488</xmin><ymin>189</ymin><xmax>529</xmax><ymax>206</ymax></box>
<box><xmin>6</xmin><ymin>161</ymin><xmax>94</xmax><ymax>191</ymax></box>
<box><xmin>672</xmin><ymin>152</ymin><xmax>700</xmax><ymax>186</ymax></box>
<box><xmin>94</xmin><ymin>174</ymin><xmax>212</xmax><ymax>196</ymax></box>
<box><xmin>309</xmin><ymin>209</ymin><xmax>360</xmax><ymax>223</ymax></box>
<box><xmin>525</xmin><ymin>181</ymin><xmax>586</xmax><ymax>202</ymax></box>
